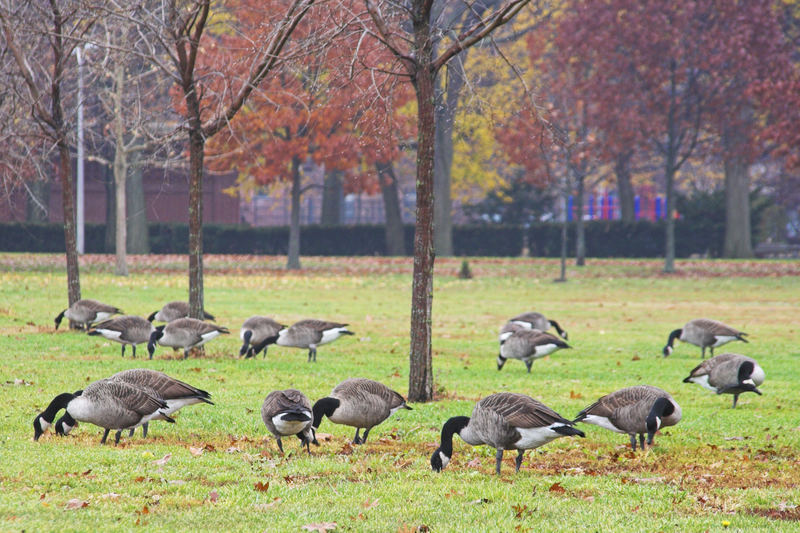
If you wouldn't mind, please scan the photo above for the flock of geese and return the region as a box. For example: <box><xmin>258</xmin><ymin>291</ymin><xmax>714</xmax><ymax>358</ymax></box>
<box><xmin>35</xmin><ymin>300</ymin><xmax>765</xmax><ymax>475</ymax></box>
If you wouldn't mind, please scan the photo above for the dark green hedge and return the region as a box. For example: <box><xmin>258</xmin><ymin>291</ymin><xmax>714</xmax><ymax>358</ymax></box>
<box><xmin>0</xmin><ymin>220</ymin><xmax>725</xmax><ymax>257</ymax></box>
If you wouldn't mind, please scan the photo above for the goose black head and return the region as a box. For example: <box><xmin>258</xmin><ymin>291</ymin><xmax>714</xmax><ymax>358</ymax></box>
<box><xmin>496</xmin><ymin>354</ymin><xmax>507</xmax><ymax>371</ymax></box>
<box><xmin>55</xmin><ymin>412</ymin><xmax>78</xmax><ymax>436</ymax></box>
<box><xmin>239</xmin><ymin>330</ymin><xmax>253</xmax><ymax>357</ymax></box>
<box><xmin>146</xmin><ymin>310</ymin><xmax>158</xmax><ymax>322</ymax></box>
<box><xmin>148</xmin><ymin>326</ymin><xmax>165</xmax><ymax>359</ymax></box>
<box><xmin>431</xmin><ymin>416</ymin><xmax>470</xmax><ymax>472</ymax></box>
<box><xmin>663</xmin><ymin>329</ymin><xmax>682</xmax><ymax>357</ymax></box>
<box><xmin>33</xmin><ymin>392</ymin><xmax>75</xmax><ymax>441</ymax></box>
<box><xmin>54</xmin><ymin>309</ymin><xmax>67</xmax><ymax>330</ymax></box>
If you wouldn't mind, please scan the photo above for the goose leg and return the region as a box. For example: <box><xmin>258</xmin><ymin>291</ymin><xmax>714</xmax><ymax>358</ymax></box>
<box><xmin>524</xmin><ymin>360</ymin><xmax>533</xmax><ymax>373</ymax></box>
<box><xmin>121</xmin><ymin>344</ymin><xmax>126</xmax><ymax>358</ymax></box>
<box><xmin>114</xmin><ymin>430</ymin><xmax>122</xmax><ymax>445</ymax></box>
<box><xmin>308</xmin><ymin>348</ymin><xmax>313</xmax><ymax>362</ymax></box>
<box><xmin>296</xmin><ymin>433</ymin><xmax>310</xmax><ymax>453</ymax></box>
<box><xmin>184</xmin><ymin>348</ymin><xmax>190</xmax><ymax>360</ymax></box>
<box><xmin>100</xmin><ymin>428</ymin><xmax>111</xmax><ymax>444</ymax></box>
<box><xmin>361</xmin><ymin>428</ymin><xmax>371</xmax><ymax>444</ymax></box>
<box><xmin>132</xmin><ymin>344</ymin><xmax>136</xmax><ymax>358</ymax></box>
<box><xmin>515</xmin><ymin>450</ymin><xmax>525</xmax><ymax>472</ymax></box>
<box><xmin>732</xmin><ymin>394</ymin><xmax>739</xmax><ymax>409</ymax></box>
<box><xmin>353</xmin><ymin>428</ymin><xmax>361</xmax><ymax>444</ymax></box>
<box><xmin>629</xmin><ymin>434</ymin><xmax>637</xmax><ymax>450</ymax></box>
<box><xmin>495</xmin><ymin>449</ymin><xmax>504</xmax><ymax>475</ymax></box>
<box><xmin>710</xmin><ymin>346</ymin><xmax>715</xmax><ymax>357</ymax></box>
<box><xmin>142</xmin><ymin>422</ymin><xmax>149</xmax><ymax>438</ymax></box>
<box><xmin>639</xmin><ymin>434</ymin><xmax>646</xmax><ymax>450</ymax></box>
<box><xmin>276</xmin><ymin>437</ymin><xmax>284</xmax><ymax>454</ymax></box>
<box><xmin>262</xmin><ymin>346</ymin><xmax>268</xmax><ymax>359</ymax></box>
<box><xmin>129</xmin><ymin>428</ymin><xmax>135</xmax><ymax>437</ymax></box>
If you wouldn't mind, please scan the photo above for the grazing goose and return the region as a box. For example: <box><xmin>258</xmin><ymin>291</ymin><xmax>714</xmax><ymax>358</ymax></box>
<box><xmin>312</xmin><ymin>378</ymin><xmax>411</xmax><ymax>444</ymax></box>
<box><xmin>88</xmin><ymin>316</ymin><xmax>155</xmax><ymax>358</ymax></box>
<box><xmin>508</xmin><ymin>311</ymin><xmax>568</xmax><ymax>340</ymax></box>
<box><xmin>663</xmin><ymin>318</ymin><xmax>748</xmax><ymax>358</ymax></box>
<box><xmin>147</xmin><ymin>318</ymin><xmax>230</xmax><ymax>359</ymax></box>
<box><xmin>33</xmin><ymin>379</ymin><xmax>172</xmax><ymax>445</ymax></box>
<box><xmin>574</xmin><ymin>385</ymin><xmax>682</xmax><ymax>451</ymax></box>
<box><xmin>240</xmin><ymin>316</ymin><xmax>286</xmax><ymax>358</ymax></box>
<box><xmin>147</xmin><ymin>301</ymin><xmax>215</xmax><ymax>322</ymax></box>
<box><xmin>497</xmin><ymin>329</ymin><xmax>571</xmax><ymax>373</ymax></box>
<box><xmin>56</xmin><ymin>368</ymin><xmax>214</xmax><ymax>438</ymax></box>
<box><xmin>683</xmin><ymin>353</ymin><xmax>764</xmax><ymax>408</ymax></box>
<box><xmin>431</xmin><ymin>393</ymin><xmax>585</xmax><ymax>475</ymax></box>
<box><xmin>54</xmin><ymin>299</ymin><xmax>123</xmax><ymax>331</ymax></box>
<box><xmin>276</xmin><ymin>319</ymin><xmax>354</xmax><ymax>362</ymax></box>
<box><xmin>262</xmin><ymin>389</ymin><xmax>317</xmax><ymax>453</ymax></box>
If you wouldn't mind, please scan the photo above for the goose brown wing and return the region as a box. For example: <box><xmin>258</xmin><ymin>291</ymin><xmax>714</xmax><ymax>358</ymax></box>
<box><xmin>333</xmin><ymin>378</ymin><xmax>406</xmax><ymax>409</ymax></box>
<box><xmin>693</xmin><ymin>318</ymin><xmax>739</xmax><ymax>336</ymax></box>
<box><xmin>83</xmin><ymin>299</ymin><xmax>122</xmax><ymax>314</ymax></box>
<box><xmin>266</xmin><ymin>389</ymin><xmax>311</xmax><ymax>412</ymax></box>
<box><xmin>297</xmin><ymin>319</ymin><xmax>348</xmax><ymax>331</ymax></box>
<box><xmin>578</xmin><ymin>386</ymin><xmax>659</xmax><ymax>419</ymax></box>
<box><xmin>113</xmin><ymin>369</ymin><xmax>209</xmax><ymax>400</ymax></box>
<box><xmin>479</xmin><ymin>393</ymin><xmax>568</xmax><ymax>428</ymax></box>
<box><xmin>103</xmin><ymin>381</ymin><xmax>167</xmax><ymax>416</ymax></box>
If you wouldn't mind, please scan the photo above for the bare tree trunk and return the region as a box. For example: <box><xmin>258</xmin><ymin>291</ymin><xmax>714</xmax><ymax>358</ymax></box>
<box><xmin>408</xmin><ymin>24</ymin><xmax>436</xmax><ymax>403</ymax></box>
<box><xmin>104</xmin><ymin>165</ymin><xmax>116</xmax><ymax>252</ymax></box>
<box><xmin>126</xmin><ymin>153</ymin><xmax>149</xmax><ymax>254</ymax></box>
<box><xmin>26</xmin><ymin>179</ymin><xmax>50</xmax><ymax>222</ymax></box>
<box><xmin>615</xmin><ymin>151</ymin><xmax>635</xmax><ymax>222</ymax></box>
<box><xmin>664</xmin><ymin>160</ymin><xmax>676</xmax><ymax>273</ymax></box>
<box><xmin>188</xmin><ymin>127</ymin><xmax>205</xmax><ymax>319</ymax></box>
<box><xmin>58</xmin><ymin>139</ymin><xmax>81</xmax><ymax>313</ymax></box>
<box><xmin>112</xmin><ymin>61</ymin><xmax>128</xmax><ymax>276</ymax></box>
<box><xmin>723</xmin><ymin>120</ymin><xmax>753</xmax><ymax>258</ymax></box>
<box><xmin>556</xmin><ymin>194</ymin><xmax>568</xmax><ymax>282</ymax></box>
<box><xmin>320</xmin><ymin>169</ymin><xmax>342</xmax><ymax>225</ymax></box>
<box><xmin>287</xmin><ymin>155</ymin><xmax>302</xmax><ymax>269</ymax></box>
<box><xmin>376</xmin><ymin>160</ymin><xmax>406</xmax><ymax>256</ymax></box>
<box><xmin>574</xmin><ymin>173</ymin><xmax>585</xmax><ymax>266</ymax></box>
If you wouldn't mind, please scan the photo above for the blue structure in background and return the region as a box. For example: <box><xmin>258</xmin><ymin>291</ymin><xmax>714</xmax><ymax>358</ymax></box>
<box><xmin>634</xmin><ymin>196</ymin><xmax>641</xmax><ymax>220</ymax></box>
<box><xmin>565</xmin><ymin>193</ymin><xmax>663</xmax><ymax>221</ymax></box>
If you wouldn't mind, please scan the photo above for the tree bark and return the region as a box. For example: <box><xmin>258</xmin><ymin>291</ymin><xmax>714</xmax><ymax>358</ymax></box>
<box><xmin>126</xmin><ymin>152</ymin><xmax>149</xmax><ymax>254</ymax></box>
<box><xmin>376</xmin><ymin>160</ymin><xmax>406</xmax><ymax>256</ymax></box>
<box><xmin>104</xmin><ymin>164</ymin><xmax>116</xmax><ymax>252</ymax></box>
<box><xmin>188</xmin><ymin>127</ymin><xmax>205</xmax><ymax>319</ymax></box>
<box><xmin>433</xmin><ymin>60</ymin><xmax>465</xmax><ymax>257</ymax></box>
<box><xmin>408</xmin><ymin>18</ymin><xmax>436</xmax><ymax>403</ymax></box>
<box><xmin>58</xmin><ymin>137</ymin><xmax>81</xmax><ymax>313</ymax></box>
<box><xmin>664</xmin><ymin>158</ymin><xmax>676</xmax><ymax>273</ymax></box>
<box><xmin>320</xmin><ymin>168</ymin><xmax>342</xmax><ymax>225</ymax></box>
<box><xmin>723</xmin><ymin>121</ymin><xmax>753</xmax><ymax>258</ymax></box>
<box><xmin>574</xmin><ymin>173</ymin><xmax>585</xmax><ymax>266</ymax></box>
<box><xmin>112</xmin><ymin>61</ymin><xmax>128</xmax><ymax>276</ymax></box>
<box><xmin>287</xmin><ymin>155</ymin><xmax>302</xmax><ymax>269</ymax></box>
<box><xmin>557</xmin><ymin>193</ymin><xmax>568</xmax><ymax>282</ymax></box>
<box><xmin>615</xmin><ymin>151</ymin><xmax>635</xmax><ymax>222</ymax></box>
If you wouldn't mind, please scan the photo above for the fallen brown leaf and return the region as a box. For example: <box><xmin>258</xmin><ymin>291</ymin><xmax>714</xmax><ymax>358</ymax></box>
<box><xmin>65</xmin><ymin>499</ymin><xmax>89</xmax><ymax>510</ymax></box>
<box><xmin>549</xmin><ymin>482</ymin><xmax>566</xmax><ymax>494</ymax></box>
<box><xmin>301</xmin><ymin>522</ymin><xmax>337</xmax><ymax>532</ymax></box>
<box><xmin>189</xmin><ymin>446</ymin><xmax>204</xmax><ymax>457</ymax></box>
<box><xmin>207</xmin><ymin>490</ymin><xmax>219</xmax><ymax>503</ymax></box>
<box><xmin>254</xmin><ymin>481</ymin><xmax>270</xmax><ymax>492</ymax></box>
<box><xmin>152</xmin><ymin>453</ymin><xmax>171</xmax><ymax>466</ymax></box>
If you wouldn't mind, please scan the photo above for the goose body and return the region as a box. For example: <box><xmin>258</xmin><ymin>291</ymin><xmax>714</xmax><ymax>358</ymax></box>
<box><xmin>147</xmin><ymin>301</ymin><xmax>215</xmax><ymax>322</ymax></box>
<box><xmin>54</xmin><ymin>299</ymin><xmax>122</xmax><ymax>330</ymax></box>
<box><xmin>312</xmin><ymin>378</ymin><xmax>411</xmax><ymax>444</ymax></box>
<box><xmin>497</xmin><ymin>329</ymin><xmax>571</xmax><ymax>373</ymax></box>
<box><xmin>240</xmin><ymin>316</ymin><xmax>285</xmax><ymax>358</ymax></box>
<box><xmin>508</xmin><ymin>311</ymin><xmax>568</xmax><ymax>340</ymax></box>
<box><xmin>683</xmin><ymin>353</ymin><xmax>764</xmax><ymax>408</ymax></box>
<box><xmin>575</xmin><ymin>385</ymin><xmax>682</xmax><ymax>451</ymax></box>
<box><xmin>431</xmin><ymin>392</ymin><xmax>584</xmax><ymax>475</ymax></box>
<box><xmin>34</xmin><ymin>379</ymin><xmax>172</xmax><ymax>445</ymax></box>
<box><xmin>88</xmin><ymin>316</ymin><xmax>156</xmax><ymax>358</ymax></box>
<box><xmin>276</xmin><ymin>319</ymin><xmax>354</xmax><ymax>362</ymax></box>
<box><xmin>663</xmin><ymin>318</ymin><xmax>748</xmax><ymax>358</ymax></box>
<box><xmin>148</xmin><ymin>318</ymin><xmax>230</xmax><ymax>359</ymax></box>
<box><xmin>261</xmin><ymin>389</ymin><xmax>316</xmax><ymax>453</ymax></box>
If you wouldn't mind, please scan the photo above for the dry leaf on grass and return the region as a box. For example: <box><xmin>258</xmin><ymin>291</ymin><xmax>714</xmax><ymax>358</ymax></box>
<box><xmin>254</xmin><ymin>481</ymin><xmax>269</xmax><ymax>492</ymax></box>
<box><xmin>65</xmin><ymin>499</ymin><xmax>89</xmax><ymax>510</ymax></box>
<box><xmin>301</xmin><ymin>522</ymin><xmax>337</xmax><ymax>532</ymax></box>
<box><xmin>152</xmin><ymin>453</ymin><xmax>171</xmax><ymax>466</ymax></box>
<box><xmin>189</xmin><ymin>446</ymin><xmax>204</xmax><ymax>457</ymax></box>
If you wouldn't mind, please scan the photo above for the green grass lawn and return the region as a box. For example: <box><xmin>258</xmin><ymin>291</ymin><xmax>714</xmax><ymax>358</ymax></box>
<box><xmin>1</xmin><ymin>254</ymin><xmax>798</xmax><ymax>532</ymax></box>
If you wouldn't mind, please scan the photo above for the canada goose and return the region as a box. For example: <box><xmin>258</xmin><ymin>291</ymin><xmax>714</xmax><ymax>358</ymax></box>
<box><xmin>663</xmin><ymin>318</ymin><xmax>748</xmax><ymax>358</ymax></box>
<box><xmin>147</xmin><ymin>318</ymin><xmax>230</xmax><ymax>359</ymax></box>
<box><xmin>574</xmin><ymin>385</ymin><xmax>682</xmax><ymax>451</ymax></box>
<box><xmin>88</xmin><ymin>316</ymin><xmax>156</xmax><ymax>358</ymax></box>
<box><xmin>431</xmin><ymin>393</ymin><xmax>585</xmax><ymax>475</ymax></box>
<box><xmin>54</xmin><ymin>299</ymin><xmax>122</xmax><ymax>331</ymax></box>
<box><xmin>33</xmin><ymin>379</ymin><xmax>173</xmax><ymax>445</ymax></box>
<box><xmin>56</xmin><ymin>368</ymin><xmax>214</xmax><ymax>438</ymax></box>
<box><xmin>240</xmin><ymin>316</ymin><xmax>286</xmax><ymax>358</ymax></box>
<box><xmin>147</xmin><ymin>301</ymin><xmax>215</xmax><ymax>322</ymax></box>
<box><xmin>497</xmin><ymin>329</ymin><xmax>571</xmax><ymax>373</ymax></box>
<box><xmin>508</xmin><ymin>311</ymin><xmax>568</xmax><ymax>340</ymax></box>
<box><xmin>262</xmin><ymin>389</ymin><xmax>317</xmax><ymax>453</ymax></box>
<box><xmin>498</xmin><ymin>322</ymin><xmax>530</xmax><ymax>342</ymax></box>
<box><xmin>683</xmin><ymin>353</ymin><xmax>764</xmax><ymax>408</ymax></box>
<box><xmin>276</xmin><ymin>319</ymin><xmax>354</xmax><ymax>362</ymax></box>
<box><xmin>312</xmin><ymin>378</ymin><xmax>411</xmax><ymax>444</ymax></box>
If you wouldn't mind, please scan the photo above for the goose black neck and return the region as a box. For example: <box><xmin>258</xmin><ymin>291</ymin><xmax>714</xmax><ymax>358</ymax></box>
<box><xmin>646</xmin><ymin>397</ymin><xmax>673</xmax><ymax>442</ymax></box>
<box><xmin>239</xmin><ymin>330</ymin><xmax>253</xmax><ymax>356</ymax></box>
<box><xmin>312</xmin><ymin>397</ymin><xmax>340</xmax><ymax>429</ymax></box>
<box><xmin>439</xmin><ymin>416</ymin><xmax>470</xmax><ymax>457</ymax></box>
<box><xmin>54</xmin><ymin>310</ymin><xmax>66</xmax><ymax>329</ymax></box>
<box><xmin>549</xmin><ymin>319</ymin><xmax>565</xmax><ymax>337</ymax></box>
<box><xmin>666</xmin><ymin>329</ymin><xmax>682</xmax><ymax>348</ymax></box>
<box><xmin>147</xmin><ymin>311</ymin><xmax>157</xmax><ymax>322</ymax></box>
<box><xmin>738</xmin><ymin>361</ymin><xmax>754</xmax><ymax>383</ymax></box>
<box><xmin>41</xmin><ymin>392</ymin><xmax>75</xmax><ymax>423</ymax></box>
<box><xmin>56</xmin><ymin>412</ymin><xmax>77</xmax><ymax>434</ymax></box>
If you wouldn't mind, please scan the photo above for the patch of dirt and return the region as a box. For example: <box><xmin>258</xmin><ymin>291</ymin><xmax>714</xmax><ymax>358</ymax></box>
<box><xmin>746</xmin><ymin>506</ymin><xmax>800</xmax><ymax>521</ymax></box>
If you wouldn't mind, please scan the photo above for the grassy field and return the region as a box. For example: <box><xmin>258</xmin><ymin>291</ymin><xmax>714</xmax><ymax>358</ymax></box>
<box><xmin>1</xmin><ymin>254</ymin><xmax>798</xmax><ymax>532</ymax></box>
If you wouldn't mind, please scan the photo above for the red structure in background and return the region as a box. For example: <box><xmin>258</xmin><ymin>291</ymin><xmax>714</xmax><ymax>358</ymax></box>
<box><xmin>0</xmin><ymin>160</ymin><xmax>240</xmax><ymax>224</ymax></box>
